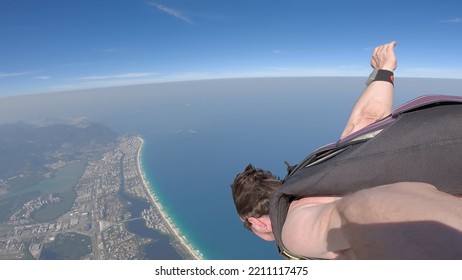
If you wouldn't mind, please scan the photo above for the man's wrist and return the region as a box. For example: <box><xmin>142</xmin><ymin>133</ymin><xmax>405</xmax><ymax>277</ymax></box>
<box><xmin>365</xmin><ymin>69</ymin><xmax>394</xmax><ymax>86</ymax></box>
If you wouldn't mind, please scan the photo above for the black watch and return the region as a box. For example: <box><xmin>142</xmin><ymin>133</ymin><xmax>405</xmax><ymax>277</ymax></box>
<box><xmin>365</xmin><ymin>69</ymin><xmax>394</xmax><ymax>86</ymax></box>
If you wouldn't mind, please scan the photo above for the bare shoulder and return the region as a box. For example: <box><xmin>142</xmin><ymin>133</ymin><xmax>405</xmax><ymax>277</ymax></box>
<box><xmin>281</xmin><ymin>183</ymin><xmax>462</xmax><ymax>259</ymax></box>
<box><xmin>337</xmin><ymin>182</ymin><xmax>438</xmax><ymax>222</ymax></box>
<box><xmin>281</xmin><ymin>197</ymin><xmax>348</xmax><ymax>259</ymax></box>
<box><xmin>337</xmin><ymin>182</ymin><xmax>462</xmax><ymax>224</ymax></box>
<box><xmin>342</xmin><ymin>182</ymin><xmax>437</xmax><ymax>201</ymax></box>
<box><xmin>335</xmin><ymin>182</ymin><xmax>462</xmax><ymax>259</ymax></box>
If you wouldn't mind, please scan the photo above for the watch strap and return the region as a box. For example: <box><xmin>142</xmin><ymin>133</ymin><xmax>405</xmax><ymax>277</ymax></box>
<box><xmin>366</xmin><ymin>69</ymin><xmax>394</xmax><ymax>86</ymax></box>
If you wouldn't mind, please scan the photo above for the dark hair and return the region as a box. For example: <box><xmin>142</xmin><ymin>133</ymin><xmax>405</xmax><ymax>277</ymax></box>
<box><xmin>230</xmin><ymin>164</ymin><xmax>282</xmax><ymax>230</ymax></box>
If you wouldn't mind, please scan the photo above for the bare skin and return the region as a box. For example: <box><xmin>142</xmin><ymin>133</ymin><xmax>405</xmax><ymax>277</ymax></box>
<box><xmin>282</xmin><ymin>183</ymin><xmax>462</xmax><ymax>259</ymax></box>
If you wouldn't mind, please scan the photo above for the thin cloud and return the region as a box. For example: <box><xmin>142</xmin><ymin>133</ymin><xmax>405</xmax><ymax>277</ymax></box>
<box><xmin>77</xmin><ymin>72</ymin><xmax>156</xmax><ymax>80</ymax></box>
<box><xmin>0</xmin><ymin>71</ymin><xmax>31</xmax><ymax>78</ymax></box>
<box><xmin>148</xmin><ymin>2</ymin><xmax>194</xmax><ymax>25</ymax></box>
<box><xmin>440</xmin><ymin>18</ymin><xmax>461</xmax><ymax>23</ymax></box>
<box><xmin>37</xmin><ymin>76</ymin><xmax>51</xmax><ymax>80</ymax></box>
<box><xmin>51</xmin><ymin>72</ymin><xmax>159</xmax><ymax>91</ymax></box>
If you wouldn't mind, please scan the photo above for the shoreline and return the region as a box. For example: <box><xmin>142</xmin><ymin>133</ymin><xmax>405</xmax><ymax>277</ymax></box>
<box><xmin>136</xmin><ymin>136</ymin><xmax>203</xmax><ymax>260</ymax></box>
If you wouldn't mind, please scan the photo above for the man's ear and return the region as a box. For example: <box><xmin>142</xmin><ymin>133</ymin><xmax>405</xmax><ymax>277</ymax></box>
<box><xmin>247</xmin><ymin>216</ymin><xmax>275</xmax><ymax>241</ymax></box>
<box><xmin>248</xmin><ymin>217</ymin><xmax>268</xmax><ymax>230</ymax></box>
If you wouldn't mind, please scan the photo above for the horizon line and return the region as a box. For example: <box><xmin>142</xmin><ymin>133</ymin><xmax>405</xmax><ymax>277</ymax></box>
<box><xmin>1</xmin><ymin>75</ymin><xmax>462</xmax><ymax>98</ymax></box>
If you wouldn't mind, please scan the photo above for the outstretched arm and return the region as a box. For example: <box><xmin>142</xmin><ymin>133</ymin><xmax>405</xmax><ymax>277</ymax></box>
<box><xmin>340</xmin><ymin>41</ymin><xmax>397</xmax><ymax>139</ymax></box>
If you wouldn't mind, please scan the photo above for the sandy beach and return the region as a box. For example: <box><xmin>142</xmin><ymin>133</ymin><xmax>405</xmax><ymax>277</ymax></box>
<box><xmin>136</xmin><ymin>136</ymin><xmax>203</xmax><ymax>260</ymax></box>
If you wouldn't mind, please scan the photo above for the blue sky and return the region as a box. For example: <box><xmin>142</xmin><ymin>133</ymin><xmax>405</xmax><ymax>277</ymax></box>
<box><xmin>0</xmin><ymin>0</ymin><xmax>461</xmax><ymax>96</ymax></box>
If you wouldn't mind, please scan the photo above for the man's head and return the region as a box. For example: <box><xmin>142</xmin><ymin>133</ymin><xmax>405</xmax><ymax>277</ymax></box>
<box><xmin>230</xmin><ymin>164</ymin><xmax>282</xmax><ymax>240</ymax></box>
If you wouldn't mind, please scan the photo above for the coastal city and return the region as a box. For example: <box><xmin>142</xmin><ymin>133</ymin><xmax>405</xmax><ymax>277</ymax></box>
<box><xmin>0</xmin><ymin>135</ymin><xmax>202</xmax><ymax>260</ymax></box>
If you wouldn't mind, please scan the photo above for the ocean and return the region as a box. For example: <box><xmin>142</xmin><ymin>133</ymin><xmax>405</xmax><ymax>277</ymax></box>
<box><xmin>2</xmin><ymin>77</ymin><xmax>462</xmax><ymax>259</ymax></box>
